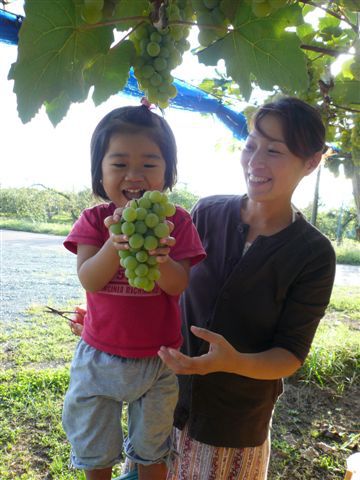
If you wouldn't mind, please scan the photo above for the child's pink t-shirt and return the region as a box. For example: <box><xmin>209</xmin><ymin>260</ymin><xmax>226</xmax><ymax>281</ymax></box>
<box><xmin>64</xmin><ymin>202</ymin><xmax>206</xmax><ymax>358</ymax></box>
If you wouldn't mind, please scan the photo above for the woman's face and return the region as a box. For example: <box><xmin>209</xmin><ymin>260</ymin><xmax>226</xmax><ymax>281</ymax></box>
<box><xmin>241</xmin><ymin>114</ymin><xmax>314</xmax><ymax>204</ymax></box>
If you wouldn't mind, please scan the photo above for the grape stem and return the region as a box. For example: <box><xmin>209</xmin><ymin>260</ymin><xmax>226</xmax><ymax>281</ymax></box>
<box><xmin>78</xmin><ymin>16</ymin><xmax>149</xmax><ymax>31</ymax></box>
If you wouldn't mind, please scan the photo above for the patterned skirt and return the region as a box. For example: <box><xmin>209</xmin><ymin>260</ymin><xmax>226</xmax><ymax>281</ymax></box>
<box><xmin>166</xmin><ymin>424</ymin><xmax>270</xmax><ymax>480</ymax></box>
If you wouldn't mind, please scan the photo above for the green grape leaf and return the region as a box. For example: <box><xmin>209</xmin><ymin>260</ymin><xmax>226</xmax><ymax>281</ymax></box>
<box><xmin>197</xmin><ymin>4</ymin><xmax>308</xmax><ymax>100</ymax></box>
<box><xmin>85</xmin><ymin>40</ymin><xmax>136</xmax><ymax>106</ymax></box>
<box><xmin>219</xmin><ymin>0</ymin><xmax>242</xmax><ymax>23</ymax></box>
<box><xmin>45</xmin><ymin>91</ymin><xmax>72</xmax><ymax>126</ymax></box>
<box><xmin>331</xmin><ymin>80</ymin><xmax>360</xmax><ymax>105</ymax></box>
<box><xmin>114</xmin><ymin>0</ymin><xmax>150</xmax><ymax>31</ymax></box>
<box><xmin>9</xmin><ymin>0</ymin><xmax>114</xmax><ymax>124</ymax></box>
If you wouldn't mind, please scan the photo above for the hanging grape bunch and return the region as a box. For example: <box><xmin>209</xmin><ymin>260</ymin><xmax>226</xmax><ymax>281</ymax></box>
<box><xmin>192</xmin><ymin>0</ymin><xmax>229</xmax><ymax>47</ymax></box>
<box><xmin>80</xmin><ymin>0</ymin><xmax>118</xmax><ymax>24</ymax></box>
<box><xmin>110</xmin><ymin>191</ymin><xmax>176</xmax><ymax>292</ymax></box>
<box><xmin>247</xmin><ymin>0</ymin><xmax>289</xmax><ymax>18</ymax></box>
<box><xmin>130</xmin><ymin>1</ymin><xmax>193</xmax><ymax>109</ymax></box>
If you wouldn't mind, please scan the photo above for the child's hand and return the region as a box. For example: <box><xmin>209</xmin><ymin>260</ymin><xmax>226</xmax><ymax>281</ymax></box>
<box><xmin>69</xmin><ymin>305</ymin><xmax>86</xmax><ymax>337</ymax></box>
<box><xmin>104</xmin><ymin>208</ymin><xmax>130</xmax><ymax>252</ymax></box>
<box><xmin>149</xmin><ymin>220</ymin><xmax>175</xmax><ymax>264</ymax></box>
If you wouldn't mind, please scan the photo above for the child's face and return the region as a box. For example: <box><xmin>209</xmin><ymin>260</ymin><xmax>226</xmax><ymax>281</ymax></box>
<box><xmin>101</xmin><ymin>132</ymin><xmax>166</xmax><ymax>208</ymax></box>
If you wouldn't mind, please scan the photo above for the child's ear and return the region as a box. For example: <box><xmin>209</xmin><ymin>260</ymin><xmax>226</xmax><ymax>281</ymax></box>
<box><xmin>304</xmin><ymin>151</ymin><xmax>323</xmax><ymax>176</ymax></box>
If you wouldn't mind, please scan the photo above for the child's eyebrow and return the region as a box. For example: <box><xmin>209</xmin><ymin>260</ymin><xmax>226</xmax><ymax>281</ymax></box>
<box><xmin>107</xmin><ymin>152</ymin><xmax>128</xmax><ymax>158</ymax></box>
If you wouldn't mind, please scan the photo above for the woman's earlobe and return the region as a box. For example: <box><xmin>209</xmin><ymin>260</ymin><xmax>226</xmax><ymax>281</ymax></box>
<box><xmin>305</xmin><ymin>151</ymin><xmax>323</xmax><ymax>175</ymax></box>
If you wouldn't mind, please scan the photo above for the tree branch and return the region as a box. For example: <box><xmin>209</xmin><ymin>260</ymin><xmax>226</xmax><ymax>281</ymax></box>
<box><xmin>331</xmin><ymin>103</ymin><xmax>360</xmax><ymax>114</ymax></box>
<box><xmin>300</xmin><ymin>43</ymin><xmax>349</xmax><ymax>57</ymax></box>
<box><xmin>300</xmin><ymin>0</ymin><xmax>358</xmax><ymax>33</ymax></box>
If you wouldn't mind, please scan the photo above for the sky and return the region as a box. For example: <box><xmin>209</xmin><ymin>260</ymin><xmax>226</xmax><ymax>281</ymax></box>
<box><xmin>0</xmin><ymin>3</ymin><xmax>355</xmax><ymax>210</ymax></box>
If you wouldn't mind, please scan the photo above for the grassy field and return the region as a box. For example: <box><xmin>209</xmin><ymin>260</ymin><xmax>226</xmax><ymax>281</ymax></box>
<box><xmin>0</xmin><ymin>286</ymin><xmax>359</xmax><ymax>479</ymax></box>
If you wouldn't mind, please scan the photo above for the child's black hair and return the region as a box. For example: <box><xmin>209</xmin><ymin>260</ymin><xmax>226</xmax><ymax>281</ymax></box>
<box><xmin>91</xmin><ymin>105</ymin><xmax>178</xmax><ymax>200</ymax></box>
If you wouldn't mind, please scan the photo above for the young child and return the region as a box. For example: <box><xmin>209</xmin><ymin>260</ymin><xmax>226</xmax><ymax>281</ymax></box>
<box><xmin>62</xmin><ymin>105</ymin><xmax>206</xmax><ymax>480</ymax></box>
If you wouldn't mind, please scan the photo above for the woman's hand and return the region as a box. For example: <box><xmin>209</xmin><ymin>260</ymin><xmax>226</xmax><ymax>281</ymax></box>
<box><xmin>69</xmin><ymin>305</ymin><xmax>86</xmax><ymax>337</ymax></box>
<box><xmin>158</xmin><ymin>326</ymin><xmax>238</xmax><ymax>375</ymax></box>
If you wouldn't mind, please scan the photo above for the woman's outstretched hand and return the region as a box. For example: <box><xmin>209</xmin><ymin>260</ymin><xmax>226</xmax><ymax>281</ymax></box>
<box><xmin>158</xmin><ymin>326</ymin><xmax>238</xmax><ymax>375</ymax></box>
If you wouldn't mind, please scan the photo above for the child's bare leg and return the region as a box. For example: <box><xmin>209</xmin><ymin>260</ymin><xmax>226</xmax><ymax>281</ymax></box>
<box><xmin>138</xmin><ymin>462</ymin><xmax>166</xmax><ymax>480</ymax></box>
<box><xmin>84</xmin><ymin>467</ymin><xmax>112</xmax><ymax>480</ymax></box>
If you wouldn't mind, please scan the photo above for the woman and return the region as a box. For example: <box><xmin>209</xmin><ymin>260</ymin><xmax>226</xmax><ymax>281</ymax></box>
<box><xmin>158</xmin><ymin>97</ymin><xmax>336</xmax><ymax>480</ymax></box>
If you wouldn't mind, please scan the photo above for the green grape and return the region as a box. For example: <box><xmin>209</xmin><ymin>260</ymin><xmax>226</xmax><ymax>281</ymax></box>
<box><xmin>138</xmin><ymin>197</ymin><xmax>151</xmax><ymax>209</ymax></box>
<box><xmin>134</xmin><ymin>276</ymin><xmax>147</xmax><ymax>289</ymax></box>
<box><xmin>147</xmin><ymin>255</ymin><xmax>158</xmax><ymax>266</ymax></box>
<box><xmin>135</xmin><ymin>220</ymin><xmax>147</xmax><ymax>234</ymax></box>
<box><xmin>81</xmin><ymin>5</ymin><xmax>103</xmax><ymax>24</ymax></box>
<box><xmin>123</xmin><ymin>256</ymin><xmax>138</xmax><ymax>270</ymax></box>
<box><xmin>129</xmin><ymin>233</ymin><xmax>145</xmax><ymax>249</ymax></box>
<box><xmin>143</xmin><ymin>279</ymin><xmax>155</xmax><ymax>292</ymax></box>
<box><xmin>149</xmin><ymin>190</ymin><xmax>164</xmax><ymax>203</ymax></box>
<box><xmin>144</xmin><ymin>235</ymin><xmax>159</xmax><ymax>251</ymax></box>
<box><xmin>154</xmin><ymin>57</ymin><xmax>168</xmax><ymax>72</ymax></box>
<box><xmin>150</xmin><ymin>72</ymin><xmax>163</xmax><ymax>87</ymax></box>
<box><xmin>125</xmin><ymin>268</ymin><xmax>136</xmax><ymax>279</ymax></box>
<box><xmin>142</xmin><ymin>64</ymin><xmax>155</xmax><ymax>79</ymax></box>
<box><xmin>198</xmin><ymin>29</ymin><xmax>218</xmax><ymax>47</ymax></box>
<box><xmin>109</xmin><ymin>223</ymin><xmax>122</xmax><ymax>235</ymax></box>
<box><xmin>150</xmin><ymin>31</ymin><xmax>162</xmax><ymax>43</ymax></box>
<box><xmin>152</xmin><ymin>203</ymin><xmax>166</xmax><ymax>217</ymax></box>
<box><xmin>135</xmin><ymin>264</ymin><xmax>149</xmax><ymax>277</ymax></box>
<box><xmin>145</xmin><ymin>213</ymin><xmax>160</xmax><ymax>228</ymax></box>
<box><xmin>136</xmin><ymin>250</ymin><xmax>149</xmax><ymax>263</ymax></box>
<box><xmin>147</xmin><ymin>42</ymin><xmax>161</xmax><ymax>57</ymax></box>
<box><xmin>164</xmin><ymin>202</ymin><xmax>176</xmax><ymax>216</ymax></box>
<box><xmin>119</xmin><ymin>250</ymin><xmax>131</xmax><ymax>259</ymax></box>
<box><xmin>154</xmin><ymin>222</ymin><xmax>170</xmax><ymax>238</ymax></box>
<box><xmin>148</xmin><ymin>267</ymin><xmax>161</xmax><ymax>281</ymax></box>
<box><xmin>121</xmin><ymin>222</ymin><xmax>135</xmax><ymax>236</ymax></box>
<box><xmin>122</xmin><ymin>207</ymin><xmax>137</xmax><ymax>222</ymax></box>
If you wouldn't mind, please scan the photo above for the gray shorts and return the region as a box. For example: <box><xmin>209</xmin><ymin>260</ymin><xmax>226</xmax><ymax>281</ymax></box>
<box><xmin>62</xmin><ymin>339</ymin><xmax>178</xmax><ymax>470</ymax></box>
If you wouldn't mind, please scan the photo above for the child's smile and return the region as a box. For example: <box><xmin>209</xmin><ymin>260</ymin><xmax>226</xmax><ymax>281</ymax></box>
<box><xmin>101</xmin><ymin>133</ymin><xmax>167</xmax><ymax>207</ymax></box>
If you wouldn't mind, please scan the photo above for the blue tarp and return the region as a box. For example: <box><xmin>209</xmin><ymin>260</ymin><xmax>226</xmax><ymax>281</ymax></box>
<box><xmin>0</xmin><ymin>8</ymin><xmax>248</xmax><ymax>139</ymax></box>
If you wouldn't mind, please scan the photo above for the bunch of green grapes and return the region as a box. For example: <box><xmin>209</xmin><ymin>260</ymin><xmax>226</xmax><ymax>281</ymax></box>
<box><xmin>131</xmin><ymin>1</ymin><xmax>193</xmax><ymax>108</ymax></box>
<box><xmin>192</xmin><ymin>0</ymin><xmax>229</xmax><ymax>47</ymax></box>
<box><xmin>110</xmin><ymin>190</ymin><xmax>176</xmax><ymax>292</ymax></box>
<box><xmin>249</xmin><ymin>0</ymin><xmax>288</xmax><ymax>18</ymax></box>
<box><xmin>80</xmin><ymin>0</ymin><xmax>119</xmax><ymax>24</ymax></box>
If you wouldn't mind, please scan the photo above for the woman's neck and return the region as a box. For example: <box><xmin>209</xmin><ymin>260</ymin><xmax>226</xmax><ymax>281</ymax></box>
<box><xmin>241</xmin><ymin>197</ymin><xmax>295</xmax><ymax>241</ymax></box>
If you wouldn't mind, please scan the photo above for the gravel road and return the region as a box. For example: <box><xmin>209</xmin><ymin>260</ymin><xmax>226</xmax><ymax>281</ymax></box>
<box><xmin>1</xmin><ymin>230</ymin><xmax>359</xmax><ymax>323</ymax></box>
<box><xmin>1</xmin><ymin>230</ymin><xmax>84</xmax><ymax>322</ymax></box>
